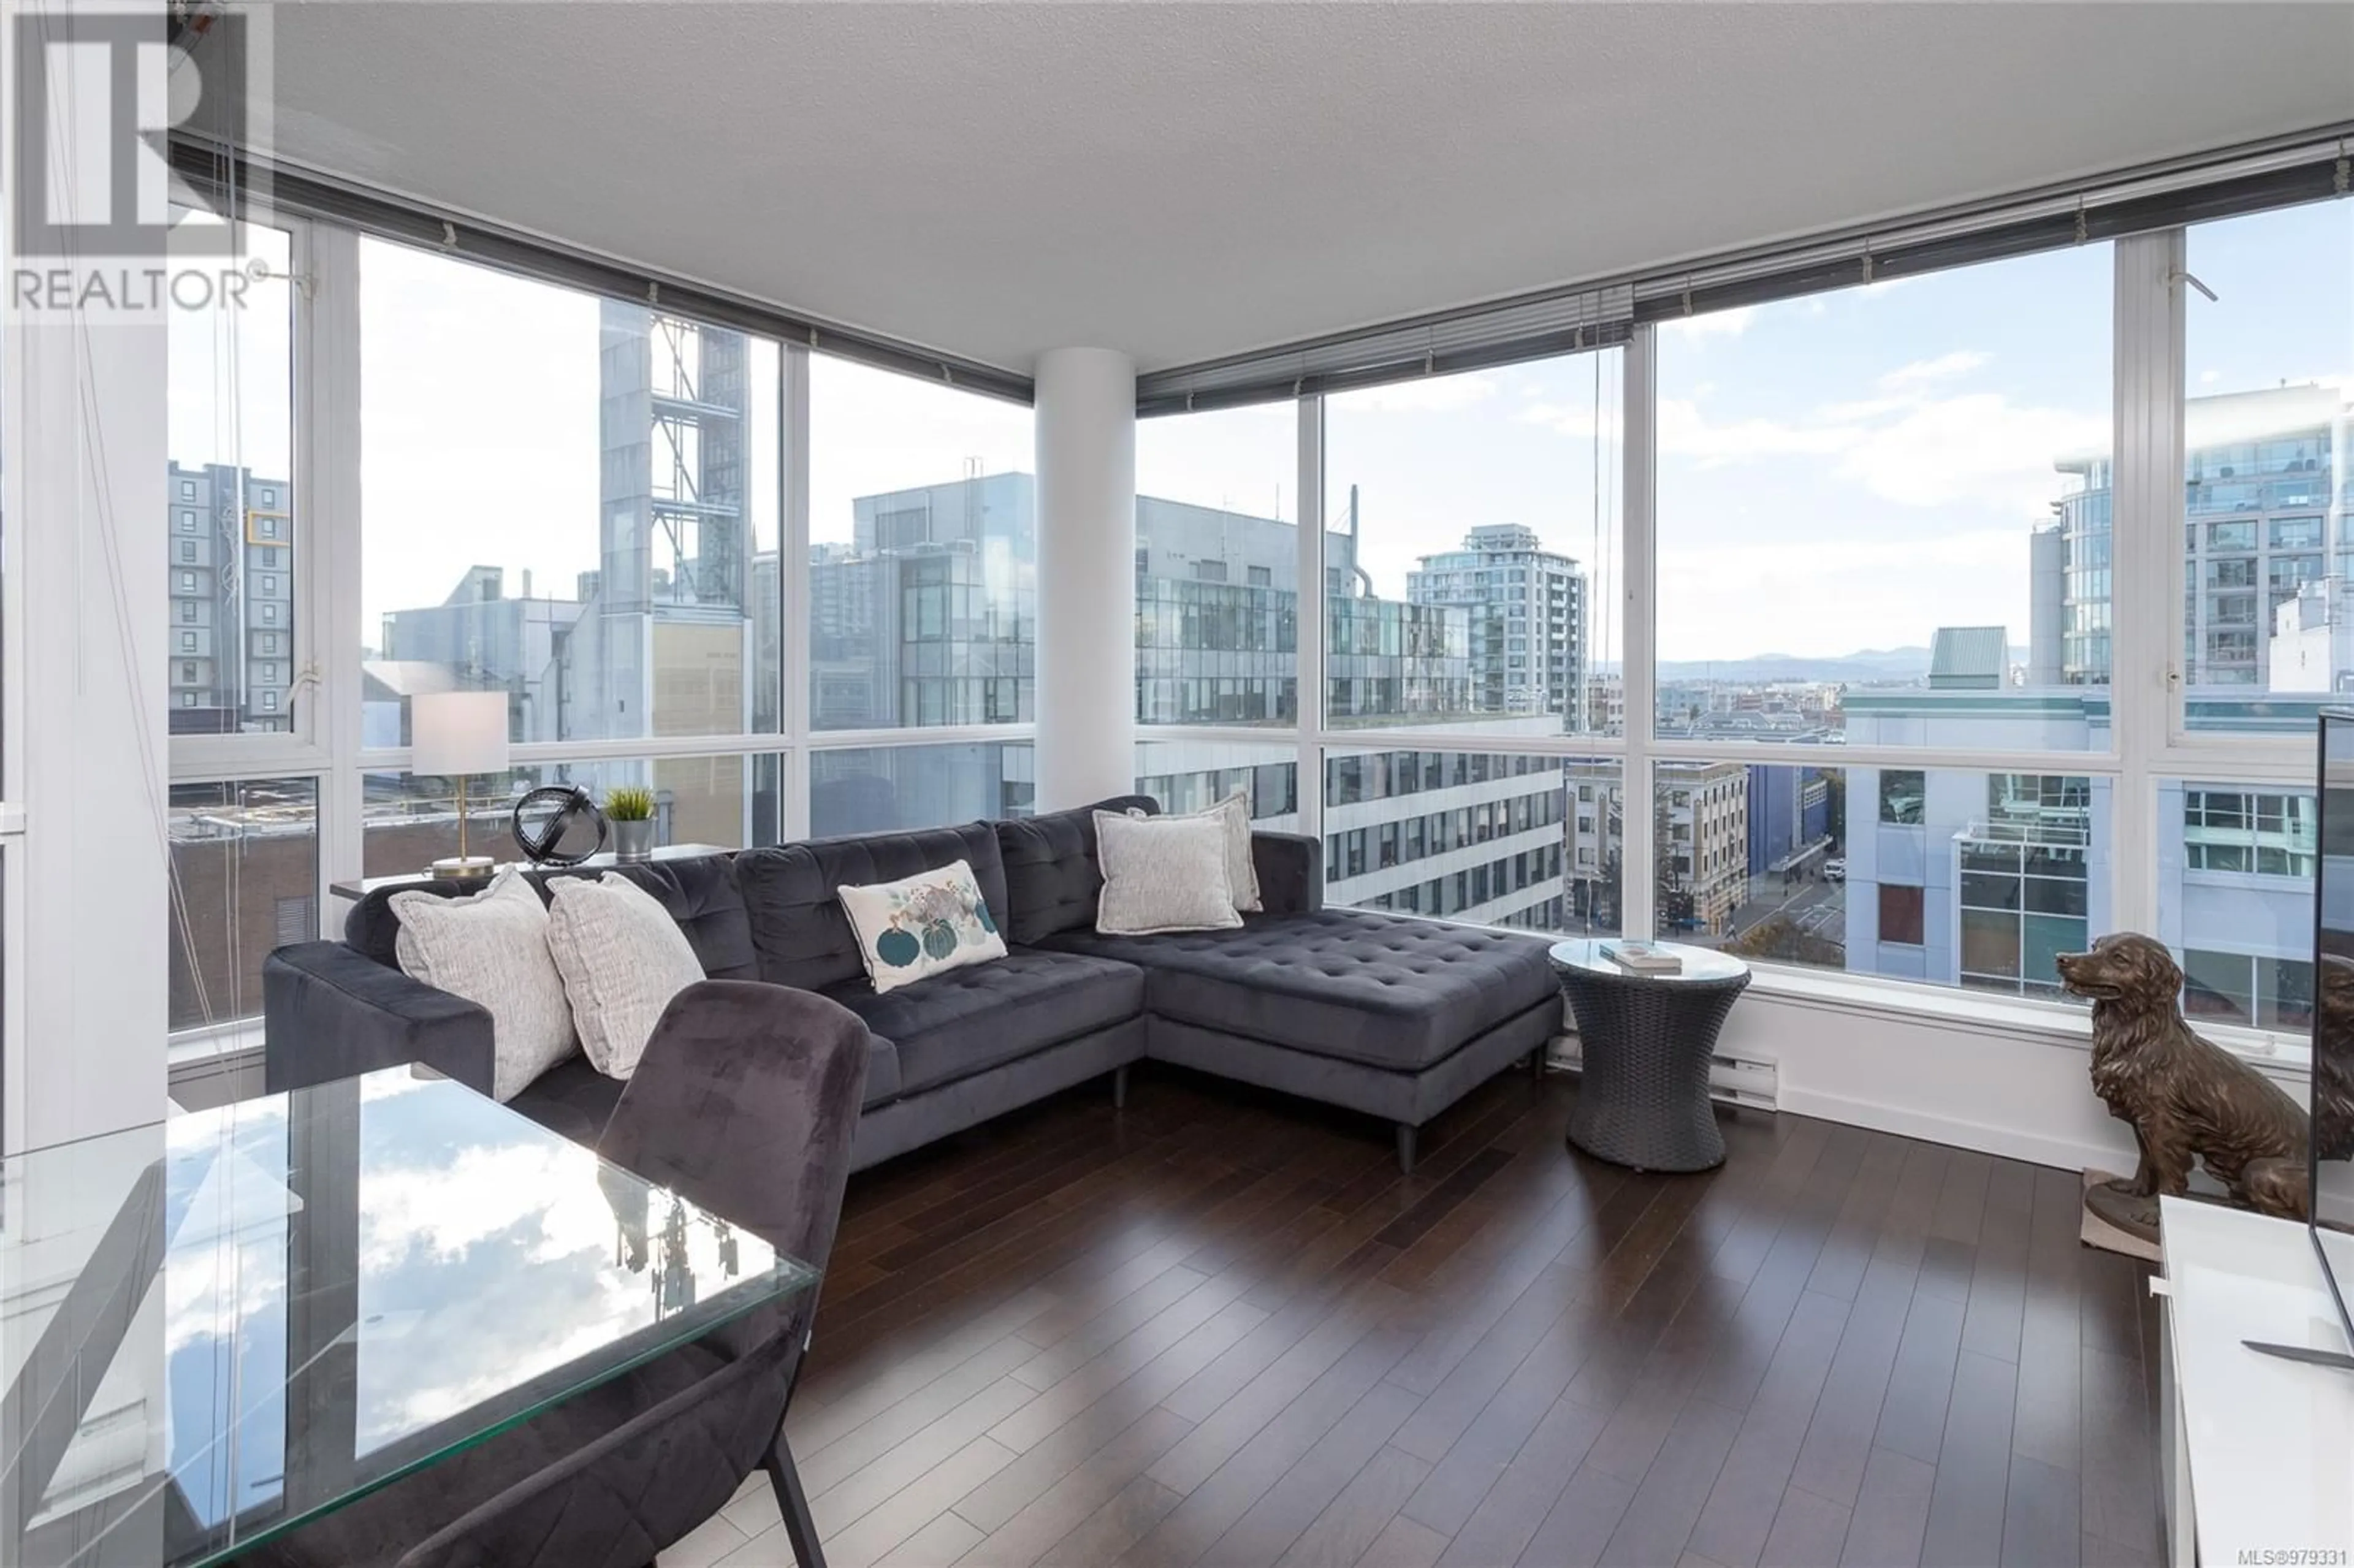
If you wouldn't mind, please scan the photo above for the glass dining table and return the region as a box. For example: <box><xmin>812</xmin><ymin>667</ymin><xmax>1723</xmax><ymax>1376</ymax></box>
<box><xmin>0</xmin><ymin>1067</ymin><xmax>817</xmax><ymax>1567</ymax></box>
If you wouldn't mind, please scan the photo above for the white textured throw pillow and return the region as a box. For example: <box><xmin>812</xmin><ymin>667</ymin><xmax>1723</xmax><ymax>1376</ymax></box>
<box><xmin>390</xmin><ymin>868</ymin><xmax>576</xmax><ymax>1102</ymax></box>
<box><xmin>1167</xmin><ymin>791</ymin><xmax>1261</xmax><ymax>913</ymax></box>
<box><xmin>837</xmin><ymin>859</ymin><xmax>1009</xmax><ymax>995</ymax></box>
<box><xmin>1094</xmin><ymin>811</ymin><xmax>1243</xmax><ymax>936</ymax></box>
<box><xmin>544</xmin><ymin>874</ymin><xmax>706</xmax><ymax>1081</ymax></box>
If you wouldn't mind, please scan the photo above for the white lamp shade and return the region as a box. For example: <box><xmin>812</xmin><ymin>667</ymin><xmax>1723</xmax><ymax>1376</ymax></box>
<box><xmin>411</xmin><ymin>691</ymin><xmax>512</xmax><ymax>776</ymax></box>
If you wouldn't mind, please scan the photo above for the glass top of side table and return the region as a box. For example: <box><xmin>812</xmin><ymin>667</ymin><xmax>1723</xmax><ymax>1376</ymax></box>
<box><xmin>1550</xmin><ymin>938</ymin><xmax>1751</xmax><ymax>984</ymax></box>
<box><xmin>0</xmin><ymin>1068</ymin><xmax>817</xmax><ymax>1568</ymax></box>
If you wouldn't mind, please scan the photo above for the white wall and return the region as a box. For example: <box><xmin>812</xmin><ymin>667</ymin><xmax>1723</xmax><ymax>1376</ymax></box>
<box><xmin>1693</xmin><ymin>983</ymin><xmax>2354</xmax><ymax>1217</ymax></box>
<box><xmin>1</xmin><ymin>0</ymin><xmax>173</xmax><ymax>1150</ymax></box>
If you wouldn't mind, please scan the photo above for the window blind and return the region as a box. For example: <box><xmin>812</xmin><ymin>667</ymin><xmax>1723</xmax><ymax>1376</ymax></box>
<box><xmin>1138</xmin><ymin>121</ymin><xmax>2353</xmax><ymax>416</ymax></box>
<box><xmin>169</xmin><ymin>137</ymin><xmax>1035</xmax><ymax>405</ymax></box>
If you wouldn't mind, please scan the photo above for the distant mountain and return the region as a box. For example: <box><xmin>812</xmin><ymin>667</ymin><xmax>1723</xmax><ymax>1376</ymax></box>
<box><xmin>1653</xmin><ymin>647</ymin><xmax>1933</xmax><ymax>685</ymax></box>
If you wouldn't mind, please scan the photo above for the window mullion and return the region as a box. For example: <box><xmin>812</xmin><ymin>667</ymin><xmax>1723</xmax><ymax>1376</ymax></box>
<box><xmin>311</xmin><ymin>222</ymin><xmax>367</xmax><ymax>915</ymax></box>
<box><xmin>782</xmin><ymin>343</ymin><xmax>812</xmax><ymax>841</ymax></box>
<box><xmin>2111</xmin><ymin>230</ymin><xmax>2185</xmax><ymax>940</ymax></box>
<box><xmin>1622</xmin><ymin>325</ymin><xmax>1658</xmax><ymax>940</ymax></box>
<box><xmin>1298</xmin><ymin>395</ymin><xmax>1325</xmax><ymax>849</ymax></box>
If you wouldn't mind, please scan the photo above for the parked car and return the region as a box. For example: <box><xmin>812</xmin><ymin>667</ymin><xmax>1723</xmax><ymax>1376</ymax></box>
<box><xmin>1824</xmin><ymin>858</ymin><xmax>1846</xmax><ymax>883</ymax></box>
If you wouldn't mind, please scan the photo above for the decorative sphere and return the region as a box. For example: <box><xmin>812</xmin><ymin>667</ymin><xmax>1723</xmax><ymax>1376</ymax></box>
<box><xmin>512</xmin><ymin>786</ymin><xmax>609</xmax><ymax>866</ymax></box>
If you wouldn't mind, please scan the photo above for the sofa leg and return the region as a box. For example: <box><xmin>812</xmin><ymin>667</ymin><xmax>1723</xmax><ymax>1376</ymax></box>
<box><xmin>1113</xmin><ymin>1064</ymin><xmax>1130</xmax><ymax>1109</ymax></box>
<box><xmin>1531</xmin><ymin>1046</ymin><xmax>1546</xmax><ymax>1081</ymax></box>
<box><xmin>1395</xmin><ymin>1122</ymin><xmax>1417</xmax><ymax>1176</ymax></box>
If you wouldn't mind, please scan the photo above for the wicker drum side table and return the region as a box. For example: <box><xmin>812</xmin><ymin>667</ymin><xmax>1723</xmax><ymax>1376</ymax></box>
<box><xmin>1549</xmin><ymin>939</ymin><xmax>1751</xmax><ymax>1172</ymax></box>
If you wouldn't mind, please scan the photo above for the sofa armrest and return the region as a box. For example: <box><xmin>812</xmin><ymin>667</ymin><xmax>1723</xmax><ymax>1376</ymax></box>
<box><xmin>1251</xmin><ymin>831</ymin><xmax>1324</xmax><ymax>916</ymax></box>
<box><xmin>262</xmin><ymin>942</ymin><xmax>497</xmax><ymax>1097</ymax></box>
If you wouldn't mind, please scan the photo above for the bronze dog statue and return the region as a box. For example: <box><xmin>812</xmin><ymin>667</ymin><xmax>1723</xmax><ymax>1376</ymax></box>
<box><xmin>2055</xmin><ymin>932</ymin><xmax>2309</xmax><ymax>1241</ymax></box>
<box><xmin>2317</xmin><ymin>953</ymin><xmax>2354</xmax><ymax>1163</ymax></box>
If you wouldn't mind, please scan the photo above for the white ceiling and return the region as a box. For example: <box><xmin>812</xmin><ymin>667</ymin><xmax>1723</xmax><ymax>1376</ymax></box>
<box><xmin>258</xmin><ymin>2</ymin><xmax>2354</xmax><ymax>376</ymax></box>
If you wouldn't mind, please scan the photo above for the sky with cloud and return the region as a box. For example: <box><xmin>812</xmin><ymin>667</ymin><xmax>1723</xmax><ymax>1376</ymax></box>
<box><xmin>168</xmin><ymin>203</ymin><xmax>2347</xmax><ymax>664</ymax></box>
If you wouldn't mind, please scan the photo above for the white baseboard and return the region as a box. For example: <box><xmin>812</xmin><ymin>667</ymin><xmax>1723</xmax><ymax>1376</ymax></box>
<box><xmin>1777</xmin><ymin>1084</ymin><xmax>2130</xmax><ymax>1174</ymax></box>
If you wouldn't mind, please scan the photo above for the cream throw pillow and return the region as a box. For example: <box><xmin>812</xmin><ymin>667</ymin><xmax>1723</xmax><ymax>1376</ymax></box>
<box><xmin>837</xmin><ymin>859</ymin><xmax>1008</xmax><ymax>995</ymax></box>
<box><xmin>1094</xmin><ymin>811</ymin><xmax>1242</xmax><ymax>935</ymax></box>
<box><xmin>544</xmin><ymin>874</ymin><xmax>707</xmax><ymax>1081</ymax></box>
<box><xmin>1162</xmin><ymin>791</ymin><xmax>1260</xmax><ymax>913</ymax></box>
<box><xmin>390</xmin><ymin>867</ymin><xmax>576</xmax><ymax>1102</ymax></box>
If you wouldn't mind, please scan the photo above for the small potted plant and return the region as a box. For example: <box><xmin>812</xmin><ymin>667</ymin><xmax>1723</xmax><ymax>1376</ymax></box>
<box><xmin>604</xmin><ymin>785</ymin><xmax>658</xmax><ymax>864</ymax></box>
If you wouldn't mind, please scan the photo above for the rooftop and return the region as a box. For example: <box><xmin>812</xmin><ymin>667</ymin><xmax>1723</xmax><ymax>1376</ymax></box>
<box><xmin>1928</xmin><ymin>626</ymin><xmax>2009</xmax><ymax>690</ymax></box>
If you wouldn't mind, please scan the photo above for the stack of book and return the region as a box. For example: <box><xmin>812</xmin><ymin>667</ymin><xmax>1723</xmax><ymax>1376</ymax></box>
<box><xmin>1600</xmin><ymin>940</ymin><xmax>1683</xmax><ymax>975</ymax></box>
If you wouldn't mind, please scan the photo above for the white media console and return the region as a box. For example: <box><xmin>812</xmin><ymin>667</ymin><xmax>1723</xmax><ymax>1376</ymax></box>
<box><xmin>2157</xmin><ymin>1198</ymin><xmax>2354</xmax><ymax>1566</ymax></box>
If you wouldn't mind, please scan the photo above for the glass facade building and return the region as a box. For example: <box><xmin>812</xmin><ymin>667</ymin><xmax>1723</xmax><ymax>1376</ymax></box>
<box><xmin>2041</xmin><ymin>383</ymin><xmax>2351</xmax><ymax>692</ymax></box>
<box><xmin>1406</xmin><ymin>524</ymin><xmax>1589</xmax><ymax>725</ymax></box>
<box><xmin>167</xmin><ymin>462</ymin><xmax>296</xmax><ymax>734</ymax></box>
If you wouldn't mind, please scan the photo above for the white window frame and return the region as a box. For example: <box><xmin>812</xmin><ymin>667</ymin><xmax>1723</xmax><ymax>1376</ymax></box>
<box><xmin>167</xmin><ymin>207</ymin><xmax>327</xmax><ymax>772</ymax></box>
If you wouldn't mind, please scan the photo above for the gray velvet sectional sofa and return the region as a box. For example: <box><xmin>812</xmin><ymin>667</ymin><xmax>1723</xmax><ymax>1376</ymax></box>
<box><xmin>262</xmin><ymin>796</ymin><xmax>1564</xmax><ymax>1173</ymax></box>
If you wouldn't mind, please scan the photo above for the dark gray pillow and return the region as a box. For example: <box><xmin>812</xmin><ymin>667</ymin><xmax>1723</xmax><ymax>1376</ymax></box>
<box><xmin>995</xmin><ymin>796</ymin><xmax>1159</xmax><ymax>946</ymax></box>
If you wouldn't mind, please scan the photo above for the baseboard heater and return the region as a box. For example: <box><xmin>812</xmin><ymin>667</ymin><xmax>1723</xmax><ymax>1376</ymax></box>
<box><xmin>1543</xmin><ymin>1035</ymin><xmax>1782</xmax><ymax>1113</ymax></box>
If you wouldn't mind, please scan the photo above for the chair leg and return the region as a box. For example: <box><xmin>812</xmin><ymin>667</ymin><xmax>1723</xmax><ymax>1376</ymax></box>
<box><xmin>764</xmin><ymin>1428</ymin><xmax>827</xmax><ymax>1568</ymax></box>
<box><xmin>1395</xmin><ymin>1122</ymin><xmax>1417</xmax><ymax>1176</ymax></box>
<box><xmin>1113</xmin><ymin>1064</ymin><xmax>1130</xmax><ymax>1109</ymax></box>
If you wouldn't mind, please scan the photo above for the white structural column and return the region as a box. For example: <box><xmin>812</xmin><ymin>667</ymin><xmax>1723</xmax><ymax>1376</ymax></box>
<box><xmin>1033</xmin><ymin>348</ymin><xmax>1138</xmax><ymax>810</ymax></box>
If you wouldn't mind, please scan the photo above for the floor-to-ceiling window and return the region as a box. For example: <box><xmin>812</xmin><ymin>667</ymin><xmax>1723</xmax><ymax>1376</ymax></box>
<box><xmin>166</xmin><ymin>213</ymin><xmax>311</xmax><ymax>1045</ymax></box>
<box><xmin>1314</xmin><ymin>352</ymin><xmax>1625</xmax><ymax>931</ymax></box>
<box><xmin>355</xmin><ymin>238</ymin><xmax>787</xmax><ymax>882</ymax></box>
<box><xmin>1129</xmin><ymin>403</ymin><xmax>1304</xmax><ymax>829</ymax></box>
<box><xmin>804</xmin><ymin>354</ymin><xmax>1035</xmax><ymax>837</ymax></box>
<box><xmin>1647</xmin><ymin>245</ymin><xmax>2117</xmax><ymax>999</ymax></box>
<box><xmin>156</xmin><ymin>175</ymin><xmax>2345</xmax><ymax>1068</ymax></box>
<box><xmin>2150</xmin><ymin>199</ymin><xmax>2352</xmax><ymax>1026</ymax></box>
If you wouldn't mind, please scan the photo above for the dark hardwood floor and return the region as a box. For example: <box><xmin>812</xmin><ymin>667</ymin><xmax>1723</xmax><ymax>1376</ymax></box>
<box><xmin>666</xmin><ymin>1065</ymin><xmax>2166</xmax><ymax>1568</ymax></box>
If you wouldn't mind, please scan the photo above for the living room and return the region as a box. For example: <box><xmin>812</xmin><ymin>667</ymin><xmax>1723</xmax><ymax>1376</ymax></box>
<box><xmin>2</xmin><ymin>4</ymin><xmax>2351</xmax><ymax>1566</ymax></box>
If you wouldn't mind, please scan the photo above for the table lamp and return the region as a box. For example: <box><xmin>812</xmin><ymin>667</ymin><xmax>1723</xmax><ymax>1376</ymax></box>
<box><xmin>412</xmin><ymin>691</ymin><xmax>511</xmax><ymax>882</ymax></box>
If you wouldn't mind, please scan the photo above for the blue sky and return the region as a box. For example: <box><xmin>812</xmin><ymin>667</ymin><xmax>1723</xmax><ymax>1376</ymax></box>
<box><xmin>170</xmin><ymin>204</ymin><xmax>2348</xmax><ymax>660</ymax></box>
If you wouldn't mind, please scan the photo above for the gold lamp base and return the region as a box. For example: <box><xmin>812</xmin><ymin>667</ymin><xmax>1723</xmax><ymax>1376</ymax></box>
<box><xmin>427</xmin><ymin>773</ymin><xmax>497</xmax><ymax>883</ymax></box>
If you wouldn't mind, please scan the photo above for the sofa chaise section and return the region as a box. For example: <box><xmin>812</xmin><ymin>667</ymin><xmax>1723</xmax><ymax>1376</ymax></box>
<box><xmin>1005</xmin><ymin>807</ymin><xmax>1559</xmax><ymax>1172</ymax></box>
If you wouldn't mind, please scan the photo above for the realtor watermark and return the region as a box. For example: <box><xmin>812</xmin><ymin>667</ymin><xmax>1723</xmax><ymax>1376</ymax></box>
<box><xmin>11</xmin><ymin>256</ymin><xmax>264</xmax><ymax>311</ymax></box>
<box><xmin>7</xmin><ymin>1</ymin><xmax>273</xmax><ymax>322</ymax></box>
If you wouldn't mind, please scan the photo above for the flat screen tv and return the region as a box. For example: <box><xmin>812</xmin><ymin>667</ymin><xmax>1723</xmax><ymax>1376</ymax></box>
<box><xmin>2258</xmin><ymin>710</ymin><xmax>2354</xmax><ymax>1369</ymax></box>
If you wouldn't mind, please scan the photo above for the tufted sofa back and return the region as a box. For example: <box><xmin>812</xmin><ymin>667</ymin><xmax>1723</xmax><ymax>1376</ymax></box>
<box><xmin>343</xmin><ymin>802</ymin><xmax>1152</xmax><ymax>990</ymax></box>
<box><xmin>734</xmin><ymin>821</ymin><xmax>1008</xmax><ymax>992</ymax></box>
<box><xmin>993</xmin><ymin>795</ymin><xmax>1159</xmax><ymax>946</ymax></box>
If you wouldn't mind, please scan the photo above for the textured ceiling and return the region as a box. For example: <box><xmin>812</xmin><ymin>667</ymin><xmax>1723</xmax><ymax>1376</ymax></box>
<box><xmin>259</xmin><ymin>2</ymin><xmax>2354</xmax><ymax>375</ymax></box>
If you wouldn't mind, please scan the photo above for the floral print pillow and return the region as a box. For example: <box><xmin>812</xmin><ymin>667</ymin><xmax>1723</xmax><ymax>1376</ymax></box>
<box><xmin>836</xmin><ymin>859</ymin><xmax>1009</xmax><ymax>994</ymax></box>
